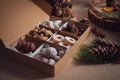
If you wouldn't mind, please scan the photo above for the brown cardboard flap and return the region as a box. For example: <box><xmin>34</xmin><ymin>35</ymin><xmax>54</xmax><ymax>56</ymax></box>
<box><xmin>0</xmin><ymin>0</ymin><xmax>49</xmax><ymax>45</ymax></box>
<box><xmin>32</xmin><ymin>0</ymin><xmax>52</xmax><ymax>15</ymax></box>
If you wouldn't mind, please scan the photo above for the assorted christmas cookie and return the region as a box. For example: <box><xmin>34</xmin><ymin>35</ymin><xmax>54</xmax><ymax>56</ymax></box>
<box><xmin>51</xmin><ymin>34</ymin><xmax>76</xmax><ymax>49</ymax></box>
<box><xmin>64</xmin><ymin>36</ymin><xmax>76</xmax><ymax>45</ymax></box>
<box><xmin>63</xmin><ymin>22</ymin><xmax>86</xmax><ymax>36</ymax></box>
<box><xmin>34</xmin><ymin>44</ymin><xmax>66</xmax><ymax>65</ymax></box>
<box><xmin>59</xmin><ymin>42</ymin><xmax>71</xmax><ymax>49</ymax></box>
<box><xmin>52</xmin><ymin>34</ymin><xmax>64</xmax><ymax>44</ymax></box>
<box><xmin>41</xmin><ymin>19</ymin><xmax>62</xmax><ymax>29</ymax></box>
<box><xmin>15</xmin><ymin>39</ymin><xmax>36</xmax><ymax>53</ymax></box>
<box><xmin>29</xmin><ymin>27</ymin><xmax>53</xmax><ymax>41</ymax></box>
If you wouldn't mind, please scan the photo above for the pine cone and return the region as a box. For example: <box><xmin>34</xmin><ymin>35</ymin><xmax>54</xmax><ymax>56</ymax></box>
<box><xmin>91</xmin><ymin>38</ymin><xmax>120</xmax><ymax>62</ymax></box>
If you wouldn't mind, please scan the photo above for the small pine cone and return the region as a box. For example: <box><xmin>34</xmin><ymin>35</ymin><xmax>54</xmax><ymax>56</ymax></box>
<box><xmin>91</xmin><ymin>38</ymin><xmax>120</xmax><ymax>62</ymax></box>
<box><xmin>92</xmin><ymin>46</ymin><xmax>119</xmax><ymax>62</ymax></box>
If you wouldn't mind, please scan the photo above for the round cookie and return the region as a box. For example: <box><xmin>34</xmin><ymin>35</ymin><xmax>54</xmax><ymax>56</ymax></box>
<box><xmin>59</xmin><ymin>42</ymin><xmax>71</xmax><ymax>49</ymax></box>
<box><xmin>46</xmin><ymin>47</ymin><xmax>57</xmax><ymax>58</ymax></box>
<box><xmin>48</xmin><ymin>58</ymin><xmax>56</xmax><ymax>65</ymax></box>
<box><xmin>64</xmin><ymin>36</ymin><xmax>76</xmax><ymax>45</ymax></box>
<box><xmin>52</xmin><ymin>34</ymin><xmax>64</xmax><ymax>44</ymax></box>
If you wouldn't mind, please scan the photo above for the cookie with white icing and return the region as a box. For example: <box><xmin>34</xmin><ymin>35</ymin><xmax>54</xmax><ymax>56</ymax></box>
<box><xmin>52</xmin><ymin>34</ymin><xmax>64</xmax><ymax>44</ymax></box>
<box><xmin>64</xmin><ymin>36</ymin><xmax>76</xmax><ymax>45</ymax></box>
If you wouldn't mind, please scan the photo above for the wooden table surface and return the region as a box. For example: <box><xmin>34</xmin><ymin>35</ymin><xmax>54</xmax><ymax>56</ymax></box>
<box><xmin>0</xmin><ymin>0</ymin><xmax>120</xmax><ymax>80</ymax></box>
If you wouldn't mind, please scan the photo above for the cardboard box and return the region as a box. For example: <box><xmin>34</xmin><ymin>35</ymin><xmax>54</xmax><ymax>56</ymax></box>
<box><xmin>0</xmin><ymin>2</ymin><xmax>90</xmax><ymax>76</ymax></box>
<box><xmin>1</xmin><ymin>22</ymin><xmax>90</xmax><ymax>76</ymax></box>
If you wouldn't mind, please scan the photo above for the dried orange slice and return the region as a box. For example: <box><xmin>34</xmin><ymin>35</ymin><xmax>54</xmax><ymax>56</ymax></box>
<box><xmin>103</xmin><ymin>7</ymin><xmax>114</xmax><ymax>12</ymax></box>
